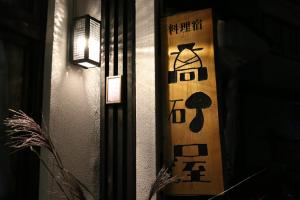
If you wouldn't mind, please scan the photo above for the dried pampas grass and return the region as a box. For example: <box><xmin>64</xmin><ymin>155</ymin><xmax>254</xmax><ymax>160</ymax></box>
<box><xmin>4</xmin><ymin>109</ymin><xmax>95</xmax><ymax>200</ymax></box>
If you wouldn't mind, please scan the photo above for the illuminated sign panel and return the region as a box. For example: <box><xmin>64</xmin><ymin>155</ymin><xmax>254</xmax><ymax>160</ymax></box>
<box><xmin>161</xmin><ymin>8</ymin><xmax>224</xmax><ymax>196</ymax></box>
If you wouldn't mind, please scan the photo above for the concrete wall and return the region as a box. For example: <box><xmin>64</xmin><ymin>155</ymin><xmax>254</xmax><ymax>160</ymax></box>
<box><xmin>136</xmin><ymin>0</ymin><xmax>157</xmax><ymax>199</ymax></box>
<box><xmin>40</xmin><ymin>0</ymin><xmax>101</xmax><ymax>199</ymax></box>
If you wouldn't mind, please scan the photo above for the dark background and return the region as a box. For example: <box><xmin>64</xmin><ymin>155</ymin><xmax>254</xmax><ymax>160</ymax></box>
<box><xmin>160</xmin><ymin>0</ymin><xmax>300</xmax><ymax>199</ymax></box>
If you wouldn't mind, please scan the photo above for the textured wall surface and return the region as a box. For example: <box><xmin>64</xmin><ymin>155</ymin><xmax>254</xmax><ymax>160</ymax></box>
<box><xmin>40</xmin><ymin>0</ymin><xmax>100</xmax><ymax>199</ymax></box>
<box><xmin>136</xmin><ymin>0</ymin><xmax>157</xmax><ymax>199</ymax></box>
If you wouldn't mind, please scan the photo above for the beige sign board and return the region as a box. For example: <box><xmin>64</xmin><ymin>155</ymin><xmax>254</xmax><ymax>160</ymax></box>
<box><xmin>161</xmin><ymin>8</ymin><xmax>224</xmax><ymax>195</ymax></box>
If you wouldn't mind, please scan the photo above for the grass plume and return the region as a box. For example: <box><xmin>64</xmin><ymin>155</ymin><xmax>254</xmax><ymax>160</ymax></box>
<box><xmin>148</xmin><ymin>166</ymin><xmax>180</xmax><ymax>200</ymax></box>
<box><xmin>4</xmin><ymin>109</ymin><xmax>95</xmax><ymax>200</ymax></box>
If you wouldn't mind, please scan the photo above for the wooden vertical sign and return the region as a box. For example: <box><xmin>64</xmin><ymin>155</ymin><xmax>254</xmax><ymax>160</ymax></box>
<box><xmin>161</xmin><ymin>8</ymin><xmax>224</xmax><ymax>195</ymax></box>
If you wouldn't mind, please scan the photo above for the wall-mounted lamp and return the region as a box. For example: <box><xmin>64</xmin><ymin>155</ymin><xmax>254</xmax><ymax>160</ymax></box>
<box><xmin>72</xmin><ymin>15</ymin><xmax>101</xmax><ymax>68</ymax></box>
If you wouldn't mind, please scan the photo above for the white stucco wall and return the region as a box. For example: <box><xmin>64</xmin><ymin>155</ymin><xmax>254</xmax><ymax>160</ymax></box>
<box><xmin>41</xmin><ymin>0</ymin><xmax>157</xmax><ymax>199</ymax></box>
<box><xmin>40</xmin><ymin>0</ymin><xmax>101</xmax><ymax>199</ymax></box>
<box><xmin>136</xmin><ymin>0</ymin><xmax>157</xmax><ymax>199</ymax></box>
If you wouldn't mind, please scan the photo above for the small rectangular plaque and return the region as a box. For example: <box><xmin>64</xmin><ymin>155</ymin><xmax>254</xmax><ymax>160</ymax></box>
<box><xmin>106</xmin><ymin>75</ymin><xmax>122</xmax><ymax>104</ymax></box>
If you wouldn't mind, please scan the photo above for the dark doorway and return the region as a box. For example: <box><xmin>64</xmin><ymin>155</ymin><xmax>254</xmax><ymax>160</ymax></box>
<box><xmin>0</xmin><ymin>1</ymin><xmax>48</xmax><ymax>200</ymax></box>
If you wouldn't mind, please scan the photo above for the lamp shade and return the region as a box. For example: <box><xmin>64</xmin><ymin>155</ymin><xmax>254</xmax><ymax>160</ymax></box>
<box><xmin>72</xmin><ymin>15</ymin><xmax>101</xmax><ymax>68</ymax></box>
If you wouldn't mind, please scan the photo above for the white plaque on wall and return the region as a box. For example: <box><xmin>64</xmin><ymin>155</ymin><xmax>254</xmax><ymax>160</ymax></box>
<box><xmin>106</xmin><ymin>75</ymin><xmax>122</xmax><ymax>104</ymax></box>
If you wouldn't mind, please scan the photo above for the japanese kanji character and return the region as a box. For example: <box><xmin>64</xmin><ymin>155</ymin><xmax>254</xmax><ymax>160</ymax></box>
<box><xmin>180</xmin><ymin>21</ymin><xmax>191</xmax><ymax>32</ymax></box>
<box><xmin>169</xmin><ymin>23</ymin><xmax>179</xmax><ymax>35</ymax></box>
<box><xmin>168</xmin><ymin>43</ymin><xmax>207</xmax><ymax>84</ymax></box>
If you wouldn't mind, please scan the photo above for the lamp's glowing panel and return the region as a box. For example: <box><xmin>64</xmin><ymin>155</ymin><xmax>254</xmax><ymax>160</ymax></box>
<box><xmin>89</xmin><ymin>19</ymin><xmax>100</xmax><ymax>62</ymax></box>
<box><xmin>78</xmin><ymin>62</ymin><xmax>97</xmax><ymax>68</ymax></box>
<box><xmin>73</xmin><ymin>18</ymin><xmax>86</xmax><ymax>60</ymax></box>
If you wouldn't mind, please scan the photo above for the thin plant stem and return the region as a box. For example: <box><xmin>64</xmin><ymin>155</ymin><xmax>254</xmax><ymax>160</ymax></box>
<box><xmin>207</xmin><ymin>168</ymin><xmax>267</xmax><ymax>200</ymax></box>
<box><xmin>31</xmin><ymin>147</ymin><xmax>72</xmax><ymax>200</ymax></box>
